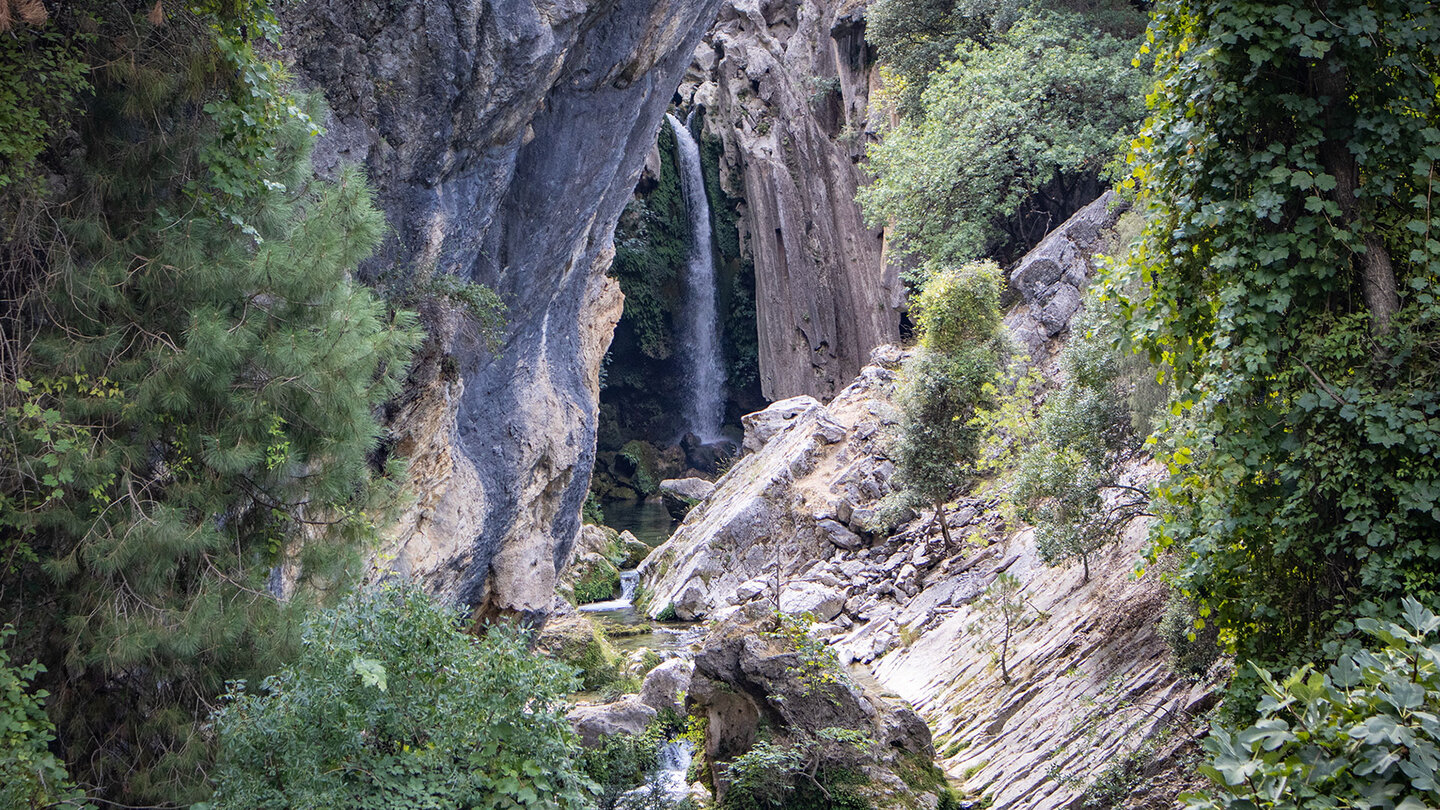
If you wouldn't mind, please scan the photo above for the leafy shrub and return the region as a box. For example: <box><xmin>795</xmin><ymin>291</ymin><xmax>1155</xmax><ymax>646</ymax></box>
<box><xmin>1158</xmin><ymin>592</ymin><xmax>1222</xmax><ymax>678</ymax></box>
<box><xmin>1012</xmin><ymin>302</ymin><xmax>1152</xmax><ymax>581</ymax></box>
<box><xmin>721</xmin><ymin>734</ymin><xmax>872</xmax><ymax>810</ymax></box>
<box><xmin>206</xmin><ymin>583</ymin><xmax>593</xmax><ymax>810</ymax></box>
<box><xmin>0</xmin><ymin>626</ymin><xmax>89</xmax><ymax>810</ymax></box>
<box><xmin>1182</xmin><ymin>598</ymin><xmax>1440</xmax><ymax>810</ymax></box>
<box><xmin>912</xmin><ymin>261</ymin><xmax>1004</xmax><ymax>356</ymax></box>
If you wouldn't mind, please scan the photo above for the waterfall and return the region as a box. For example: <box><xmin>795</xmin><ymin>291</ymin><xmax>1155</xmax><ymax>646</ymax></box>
<box><xmin>618</xmin><ymin>740</ymin><xmax>694</xmax><ymax>808</ymax></box>
<box><xmin>667</xmin><ymin>111</ymin><xmax>727</xmax><ymax>444</ymax></box>
<box><xmin>578</xmin><ymin>569</ymin><xmax>641</xmax><ymax>613</ymax></box>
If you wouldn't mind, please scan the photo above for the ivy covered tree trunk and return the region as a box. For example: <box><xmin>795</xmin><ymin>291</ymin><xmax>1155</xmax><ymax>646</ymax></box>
<box><xmin>1111</xmin><ymin>0</ymin><xmax>1440</xmax><ymax>671</ymax></box>
<box><xmin>1312</xmin><ymin>61</ymin><xmax>1401</xmax><ymax>335</ymax></box>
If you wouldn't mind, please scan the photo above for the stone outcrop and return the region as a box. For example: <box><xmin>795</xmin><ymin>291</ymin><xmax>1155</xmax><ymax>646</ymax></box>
<box><xmin>569</xmin><ymin>698</ymin><xmax>658</xmax><ymax>747</ymax></box>
<box><xmin>639</xmin><ymin>657</ymin><xmax>695</xmax><ymax>715</ymax></box>
<box><xmin>682</xmin><ymin>0</ymin><xmax>901</xmax><ymax>402</ymax></box>
<box><xmin>687</xmin><ymin>617</ymin><xmax>944</xmax><ymax>807</ymax></box>
<box><xmin>659</xmin><ymin>477</ymin><xmax>717</xmax><ymax>519</ymax></box>
<box><xmin>1004</xmin><ymin>190</ymin><xmax>1132</xmax><ymax>372</ymax></box>
<box><xmin>637</xmin><ymin>344</ymin><xmax>908</xmax><ymax>620</ymax></box>
<box><xmin>862</xmin><ymin>521</ymin><xmax>1216</xmax><ymax>810</ymax></box>
<box><xmin>281</xmin><ymin>0</ymin><xmax>726</xmax><ymax>622</ymax></box>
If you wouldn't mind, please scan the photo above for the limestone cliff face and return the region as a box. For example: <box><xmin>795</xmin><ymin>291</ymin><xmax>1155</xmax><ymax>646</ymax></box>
<box><xmin>682</xmin><ymin>0</ymin><xmax>901</xmax><ymax>402</ymax></box>
<box><xmin>282</xmin><ymin>0</ymin><xmax>723</xmax><ymax>621</ymax></box>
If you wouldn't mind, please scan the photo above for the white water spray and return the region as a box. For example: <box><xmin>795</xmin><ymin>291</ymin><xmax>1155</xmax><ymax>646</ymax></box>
<box><xmin>667</xmin><ymin>111</ymin><xmax>727</xmax><ymax>444</ymax></box>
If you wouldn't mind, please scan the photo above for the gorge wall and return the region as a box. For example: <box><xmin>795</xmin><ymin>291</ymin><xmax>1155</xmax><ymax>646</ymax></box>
<box><xmin>682</xmin><ymin>0</ymin><xmax>901</xmax><ymax>402</ymax></box>
<box><xmin>280</xmin><ymin>0</ymin><xmax>724</xmax><ymax>622</ymax></box>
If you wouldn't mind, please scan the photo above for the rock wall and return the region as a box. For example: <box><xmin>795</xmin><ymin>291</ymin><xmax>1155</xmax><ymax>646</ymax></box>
<box><xmin>281</xmin><ymin>0</ymin><xmax>725</xmax><ymax>621</ymax></box>
<box><xmin>682</xmin><ymin>0</ymin><xmax>901</xmax><ymax>402</ymax></box>
<box><xmin>1004</xmin><ymin>190</ymin><xmax>1130</xmax><ymax>374</ymax></box>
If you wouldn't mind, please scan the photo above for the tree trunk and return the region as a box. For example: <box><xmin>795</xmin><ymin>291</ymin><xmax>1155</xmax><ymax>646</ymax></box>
<box><xmin>999</xmin><ymin>614</ymin><xmax>1011</xmax><ymax>684</ymax></box>
<box><xmin>1314</xmin><ymin>61</ymin><xmax>1400</xmax><ymax>335</ymax></box>
<box><xmin>934</xmin><ymin>500</ymin><xmax>953</xmax><ymax>548</ymax></box>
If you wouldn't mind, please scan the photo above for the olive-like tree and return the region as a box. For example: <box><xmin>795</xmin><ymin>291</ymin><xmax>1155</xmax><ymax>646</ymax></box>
<box><xmin>893</xmin><ymin>262</ymin><xmax>1006</xmax><ymax>546</ymax></box>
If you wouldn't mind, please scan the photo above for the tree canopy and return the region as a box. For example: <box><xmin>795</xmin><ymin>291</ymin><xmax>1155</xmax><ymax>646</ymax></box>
<box><xmin>860</xmin><ymin>1</ymin><xmax>1147</xmax><ymax>272</ymax></box>
<box><xmin>1</xmin><ymin>2</ymin><xmax>421</xmax><ymax>801</ymax></box>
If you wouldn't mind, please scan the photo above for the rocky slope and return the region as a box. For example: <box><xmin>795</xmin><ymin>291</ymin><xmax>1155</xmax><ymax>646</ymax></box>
<box><xmin>636</xmin><ymin>197</ymin><xmax>1214</xmax><ymax>807</ymax></box>
<box><xmin>682</xmin><ymin>0</ymin><xmax>901</xmax><ymax>401</ymax></box>
<box><xmin>280</xmin><ymin>0</ymin><xmax>725</xmax><ymax>621</ymax></box>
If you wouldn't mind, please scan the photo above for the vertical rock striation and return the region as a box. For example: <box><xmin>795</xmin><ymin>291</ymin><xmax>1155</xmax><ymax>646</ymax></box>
<box><xmin>282</xmin><ymin>0</ymin><xmax>724</xmax><ymax>622</ymax></box>
<box><xmin>682</xmin><ymin>0</ymin><xmax>901</xmax><ymax>402</ymax></box>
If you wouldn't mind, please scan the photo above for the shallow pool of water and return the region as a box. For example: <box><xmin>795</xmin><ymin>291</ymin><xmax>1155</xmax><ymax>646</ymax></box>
<box><xmin>602</xmin><ymin>498</ymin><xmax>676</xmax><ymax>548</ymax></box>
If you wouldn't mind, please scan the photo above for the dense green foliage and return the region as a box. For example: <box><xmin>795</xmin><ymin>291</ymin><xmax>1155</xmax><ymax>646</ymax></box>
<box><xmin>1013</xmin><ymin>303</ymin><xmax>1152</xmax><ymax>580</ymax></box>
<box><xmin>0</xmin><ymin>626</ymin><xmax>89</xmax><ymax>810</ymax></box>
<box><xmin>207</xmin><ymin>583</ymin><xmax>593</xmax><ymax>809</ymax></box>
<box><xmin>1183</xmin><ymin>598</ymin><xmax>1440</xmax><ymax>810</ymax></box>
<box><xmin>0</xmin><ymin>4</ymin><xmax>89</xmax><ymax>191</ymax></box>
<box><xmin>720</xmin><ymin>731</ymin><xmax>873</xmax><ymax>810</ymax></box>
<box><xmin>861</xmin><ymin>2</ymin><xmax>1146</xmax><ymax>272</ymax></box>
<box><xmin>893</xmin><ymin>263</ymin><xmax>1006</xmax><ymax>543</ymax></box>
<box><xmin>0</xmin><ymin>2</ymin><xmax>421</xmax><ymax>801</ymax></box>
<box><xmin>612</xmin><ymin>124</ymin><xmax>691</xmax><ymax>363</ymax></box>
<box><xmin>1110</xmin><ymin>0</ymin><xmax>1440</xmax><ymax>672</ymax></box>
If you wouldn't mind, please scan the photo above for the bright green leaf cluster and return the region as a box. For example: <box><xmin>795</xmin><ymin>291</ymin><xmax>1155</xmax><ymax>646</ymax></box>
<box><xmin>893</xmin><ymin>262</ymin><xmax>1006</xmax><ymax>532</ymax></box>
<box><xmin>1184</xmin><ymin>598</ymin><xmax>1440</xmax><ymax>810</ymax></box>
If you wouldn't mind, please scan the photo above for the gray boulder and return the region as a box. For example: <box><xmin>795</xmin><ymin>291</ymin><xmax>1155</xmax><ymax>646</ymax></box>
<box><xmin>639</xmin><ymin>658</ymin><xmax>694</xmax><ymax>715</ymax></box>
<box><xmin>779</xmin><ymin>581</ymin><xmax>846</xmax><ymax>621</ymax></box>
<box><xmin>660</xmin><ymin>477</ymin><xmax>717</xmax><ymax>519</ymax></box>
<box><xmin>741</xmin><ymin>396</ymin><xmax>823</xmax><ymax>454</ymax></box>
<box><xmin>568</xmin><ymin>697</ymin><xmax>657</xmax><ymax>748</ymax></box>
<box><xmin>817</xmin><ymin>518</ymin><xmax>864</xmax><ymax>551</ymax></box>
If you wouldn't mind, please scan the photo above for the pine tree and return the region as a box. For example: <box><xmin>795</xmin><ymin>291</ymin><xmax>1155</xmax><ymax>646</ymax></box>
<box><xmin>0</xmin><ymin>2</ymin><xmax>420</xmax><ymax>801</ymax></box>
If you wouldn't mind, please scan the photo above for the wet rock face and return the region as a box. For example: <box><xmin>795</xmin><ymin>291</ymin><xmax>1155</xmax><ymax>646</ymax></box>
<box><xmin>684</xmin><ymin>0</ymin><xmax>902</xmax><ymax>402</ymax></box>
<box><xmin>282</xmin><ymin>0</ymin><xmax>725</xmax><ymax>621</ymax></box>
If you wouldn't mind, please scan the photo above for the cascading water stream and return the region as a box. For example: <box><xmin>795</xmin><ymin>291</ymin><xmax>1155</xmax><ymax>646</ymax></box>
<box><xmin>578</xmin><ymin>570</ymin><xmax>640</xmax><ymax>613</ymax></box>
<box><xmin>667</xmin><ymin>111</ymin><xmax>727</xmax><ymax>444</ymax></box>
